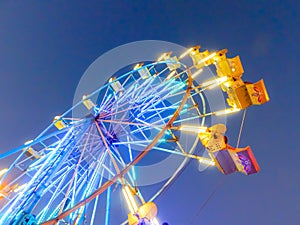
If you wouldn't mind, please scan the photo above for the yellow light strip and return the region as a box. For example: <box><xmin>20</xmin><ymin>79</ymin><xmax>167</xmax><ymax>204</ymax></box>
<box><xmin>215</xmin><ymin>108</ymin><xmax>240</xmax><ymax>116</ymax></box>
<box><xmin>14</xmin><ymin>183</ymin><xmax>27</xmax><ymax>193</ymax></box>
<box><xmin>125</xmin><ymin>186</ymin><xmax>138</xmax><ymax>212</ymax></box>
<box><xmin>179</xmin><ymin>125</ymin><xmax>207</xmax><ymax>133</ymax></box>
<box><xmin>133</xmin><ymin>63</ymin><xmax>143</xmax><ymax>70</ymax></box>
<box><xmin>54</xmin><ymin>116</ymin><xmax>61</xmax><ymax>121</ymax></box>
<box><xmin>122</xmin><ymin>186</ymin><xmax>138</xmax><ymax>214</ymax></box>
<box><xmin>157</xmin><ymin>53</ymin><xmax>168</xmax><ymax>61</ymax></box>
<box><xmin>166</xmin><ymin>70</ymin><xmax>176</xmax><ymax>80</ymax></box>
<box><xmin>197</xmin><ymin>52</ymin><xmax>217</xmax><ymax>64</ymax></box>
<box><xmin>122</xmin><ymin>188</ymin><xmax>135</xmax><ymax>213</ymax></box>
<box><xmin>24</xmin><ymin>140</ymin><xmax>33</xmax><ymax>145</ymax></box>
<box><xmin>0</xmin><ymin>168</ymin><xmax>8</xmax><ymax>177</ymax></box>
<box><xmin>191</xmin><ymin>68</ymin><xmax>203</xmax><ymax>79</ymax></box>
<box><xmin>198</xmin><ymin>158</ymin><xmax>215</xmax><ymax>166</ymax></box>
<box><xmin>201</xmin><ymin>76</ymin><xmax>227</xmax><ymax>89</ymax></box>
<box><xmin>152</xmin><ymin>218</ymin><xmax>160</xmax><ymax>225</ymax></box>
<box><xmin>178</xmin><ymin>48</ymin><xmax>193</xmax><ymax>59</ymax></box>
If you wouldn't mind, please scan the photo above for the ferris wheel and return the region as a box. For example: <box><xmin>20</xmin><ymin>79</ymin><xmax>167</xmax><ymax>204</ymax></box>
<box><xmin>0</xmin><ymin>44</ymin><xmax>269</xmax><ymax>225</ymax></box>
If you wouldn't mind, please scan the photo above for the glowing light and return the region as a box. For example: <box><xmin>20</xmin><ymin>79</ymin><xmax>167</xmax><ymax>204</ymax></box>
<box><xmin>201</xmin><ymin>76</ymin><xmax>228</xmax><ymax>89</ymax></box>
<box><xmin>215</xmin><ymin>108</ymin><xmax>240</xmax><ymax>116</ymax></box>
<box><xmin>157</xmin><ymin>52</ymin><xmax>169</xmax><ymax>61</ymax></box>
<box><xmin>191</xmin><ymin>68</ymin><xmax>203</xmax><ymax>79</ymax></box>
<box><xmin>179</xmin><ymin>125</ymin><xmax>207</xmax><ymax>133</ymax></box>
<box><xmin>152</xmin><ymin>218</ymin><xmax>160</xmax><ymax>225</ymax></box>
<box><xmin>166</xmin><ymin>70</ymin><xmax>176</xmax><ymax>80</ymax></box>
<box><xmin>179</xmin><ymin>47</ymin><xmax>193</xmax><ymax>59</ymax></box>
<box><xmin>122</xmin><ymin>186</ymin><xmax>138</xmax><ymax>214</ymax></box>
<box><xmin>198</xmin><ymin>157</ymin><xmax>215</xmax><ymax>166</ymax></box>
<box><xmin>54</xmin><ymin>116</ymin><xmax>60</xmax><ymax>120</ymax></box>
<box><xmin>0</xmin><ymin>168</ymin><xmax>8</xmax><ymax>177</ymax></box>
<box><xmin>133</xmin><ymin>63</ymin><xmax>143</xmax><ymax>70</ymax></box>
<box><xmin>14</xmin><ymin>183</ymin><xmax>27</xmax><ymax>193</ymax></box>
<box><xmin>24</xmin><ymin>140</ymin><xmax>33</xmax><ymax>145</ymax></box>
<box><xmin>198</xmin><ymin>52</ymin><xmax>217</xmax><ymax>64</ymax></box>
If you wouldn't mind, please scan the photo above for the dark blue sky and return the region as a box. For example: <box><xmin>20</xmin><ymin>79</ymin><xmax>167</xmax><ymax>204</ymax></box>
<box><xmin>0</xmin><ymin>1</ymin><xmax>299</xmax><ymax>224</ymax></box>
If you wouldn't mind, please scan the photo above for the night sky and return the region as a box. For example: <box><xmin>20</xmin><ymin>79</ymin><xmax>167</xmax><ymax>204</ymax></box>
<box><xmin>0</xmin><ymin>1</ymin><xmax>299</xmax><ymax>225</ymax></box>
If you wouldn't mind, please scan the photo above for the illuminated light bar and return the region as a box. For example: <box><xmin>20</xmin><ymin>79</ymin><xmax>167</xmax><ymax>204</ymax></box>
<box><xmin>191</xmin><ymin>68</ymin><xmax>203</xmax><ymax>79</ymax></box>
<box><xmin>179</xmin><ymin>125</ymin><xmax>207</xmax><ymax>133</ymax></box>
<box><xmin>201</xmin><ymin>76</ymin><xmax>228</xmax><ymax>89</ymax></box>
<box><xmin>179</xmin><ymin>47</ymin><xmax>193</xmax><ymax>59</ymax></box>
<box><xmin>0</xmin><ymin>168</ymin><xmax>8</xmax><ymax>177</ymax></box>
<box><xmin>0</xmin><ymin>191</ymin><xmax>8</xmax><ymax>199</ymax></box>
<box><xmin>122</xmin><ymin>186</ymin><xmax>138</xmax><ymax>214</ymax></box>
<box><xmin>215</xmin><ymin>107</ymin><xmax>240</xmax><ymax>116</ymax></box>
<box><xmin>198</xmin><ymin>52</ymin><xmax>217</xmax><ymax>64</ymax></box>
<box><xmin>198</xmin><ymin>157</ymin><xmax>215</xmax><ymax>166</ymax></box>
<box><xmin>157</xmin><ymin>52</ymin><xmax>169</xmax><ymax>61</ymax></box>
<box><xmin>133</xmin><ymin>63</ymin><xmax>143</xmax><ymax>70</ymax></box>
<box><xmin>122</xmin><ymin>188</ymin><xmax>134</xmax><ymax>213</ymax></box>
<box><xmin>82</xmin><ymin>95</ymin><xmax>96</xmax><ymax>110</ymax></box>
<box><xmin>14</xmin><ymin>183</ymin><xmax>27</xmax><ymax>193</ymax></box>
<box><xmin>152</xmin><ymin>218</ymin><xmax>160</xmax><ymax>225</ymax></box>
<box><xmin>125</xmin><ymin>186</ymin><xmax>138</xmax><ymax>211</ymax></box>
<box><xmin>24</xmin><ymin>140</ymin><xmax>33</xmax><ymax>145</ymax></box>
<box><xmin>166</xmin><ymin>70</ymin><xmax>176</xmax><ymax>80</ymax></box>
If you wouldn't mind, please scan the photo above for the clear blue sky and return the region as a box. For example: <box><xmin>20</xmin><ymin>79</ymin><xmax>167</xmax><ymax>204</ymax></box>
<box><xmin>0</xmin><ymin>1</ymin><xmax>299</xmax><ymax>224</ymax></box>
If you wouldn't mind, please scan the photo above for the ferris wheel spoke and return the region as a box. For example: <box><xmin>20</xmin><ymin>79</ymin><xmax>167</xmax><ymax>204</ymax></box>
<box><xmin>23</xmin><ymin>126</ymin><xmax>91</xmax><ymax>219</ymax></box>
<box><xmin>89</xmin><ymin>168</ymin><xmax>105</xmax><ymax>225</ymax></box>
<box><xmin>133</xmin><ymin>143</ymin><xmax>185</xmax><ymax>156</ymax></box>
<box><xmin>137</xmin><ymin>66</ymin><xmax>184</xmax><ymax>98</ymax></box>
<box><xmin>92</xmin><ymin>137</ymin><xmax>128</xmax><ymax>179</ymax></box>
<box><xmin>126</xmin><ymin>136</ymin><xmax>137</xmax><ymax>181</ymax></box>
<box><xmin>120</xmin><ymin>72</ymin><xmax>134</xmax><ymax>88</ymax></box>
<box><xmin>119</xmin><ymin>100</ymin><xmax>182</xmax><ymax>136</ymax></box>
<box><xmin>105</xmin><ymin>75</ymin><xmax>145</xmax><ymax>108</ymax></box>
<box><xmin>100</xmin><ymin>89</ymin><xmax>117</xmax><ymax>112</ymax></box>
<box><xmin>137</xmin><ymin>86</ymin><xmax>186</xmax><ymax>117</ymax></box>
<box><xmin>98</xmin><ymin>86</ymin><xmax>111</xmax><ymax>109</ymax></box>
<box><xmin>112</xmin><ymin>139</ymin><xmax>153</xmax><ymax>146</ymax></box>
<box><xmin>0</xmin><ymin>127</ymin><xmax>83</xmax><ymax>223</ymax></box>
<box><xmin>104</xmin><ymin>78</ymin><xmax>186</xmax><ymax>122</ymax></box>
<box><xmin>141</xmin><ymin>101</ymin><xmax>175</xmax><ymax>125</ymax></box>
<box><xmin>45</xmin><ymin>166</ymin><xmax>92</xmax><ymax>222</ymax></box>
<box><xmin>145</xmin><ymin>105</ymin><xmax>179</xmax><ymax>112</ymax></box>
<box><xmin>113</xmin><ymin>83</ymin><xmax>136</xmax><ymax>106</ymax></box>
<box><xmin>135</xmin><ymin>77</ymin><xmax>160</xmax><ymax>101</ymax></box>
<box><xmin>95</xmin><ymin>121</ymin><xmax>124</xmax><ymax>178</ymax></box>
<box><xmin>37</xmin><ymin>164</ymin><xmax>87</xmax><ymax>216</ymax></box>
<box><xmin>129</xmin><ymin>78</ymin><xmax>155</xmax><ymax>102</ymax></box>
<box><xmin>136</xmin><ymin>79</ymin><xmax>183</xmax><ymax>106</ymax></box>
<box><xmin>37</xmin><ymin>168</ymin><xmax>74</xmax><ymax>223</ymax></box>
<box><xmin>151</xmin><ymin>106</ymin><xmax>202</xmax><ymax>127</ymax></box>
<box><xmin>129</xmin><ymin>66</ymin><xmax>167</xmax><ymax>98</ymax></box>
<box><xmin>98</xmin><ymin>119</ymin><xmax>159</xmax><ymax>129</ymax></box>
